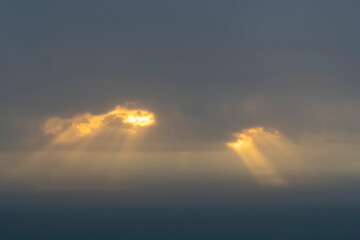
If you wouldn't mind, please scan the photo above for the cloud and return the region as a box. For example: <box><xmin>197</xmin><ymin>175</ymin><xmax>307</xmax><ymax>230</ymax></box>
<box><xmin>44</xmin><ymin>105</ymin><xmax>155</xmax><ymax>143</ymax></box>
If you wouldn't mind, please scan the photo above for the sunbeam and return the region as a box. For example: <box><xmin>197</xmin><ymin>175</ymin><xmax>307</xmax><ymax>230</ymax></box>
<box><xmin>227</xmin><ymin>127</ymin><xmax>288</xmax><ymax>186</ymax></box>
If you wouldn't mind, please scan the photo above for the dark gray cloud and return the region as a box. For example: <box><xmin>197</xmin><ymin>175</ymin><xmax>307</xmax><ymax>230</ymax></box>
<box><xmin>1</xmin><ymin>0</ymin><xmax>360</xmax><ymax>150</ymax></box>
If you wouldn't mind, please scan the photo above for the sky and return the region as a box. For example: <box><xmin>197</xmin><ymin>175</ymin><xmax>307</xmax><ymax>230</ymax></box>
<box><xmin>1</xmin><ymin>1</ymin><xmax>360</xmax><ymax>239</ymax></box>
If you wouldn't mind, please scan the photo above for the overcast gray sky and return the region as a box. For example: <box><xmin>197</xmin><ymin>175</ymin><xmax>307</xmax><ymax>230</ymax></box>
<box><xmin>1</xmin><ymin>0</ymin><xmax>360</xmax><ymax>191</ymax></box>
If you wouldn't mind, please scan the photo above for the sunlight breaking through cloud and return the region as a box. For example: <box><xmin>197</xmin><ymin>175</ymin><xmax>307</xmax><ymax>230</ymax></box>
<box><xmin>227</xmin><ymin>127</ymin><xmax>288</xmax><ymax>186</ymax></box>
<box><xmin>44</xmin><ymin>106</ymin><xmax>155</xmax><ymax>143</ymax></box>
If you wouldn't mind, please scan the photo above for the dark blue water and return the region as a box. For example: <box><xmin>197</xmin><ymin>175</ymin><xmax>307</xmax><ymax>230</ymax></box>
<box><xmin>1</xmin><ymin>189</ymin><xmax>359</xmax><ymax>240</ymax></box>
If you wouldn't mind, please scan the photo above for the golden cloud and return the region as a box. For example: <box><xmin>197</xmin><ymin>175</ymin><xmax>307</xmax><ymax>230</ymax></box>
<box><xmin>44</xmin><ymin>106</ymin><xmax>155</xmax><ymax>143</ymax></box>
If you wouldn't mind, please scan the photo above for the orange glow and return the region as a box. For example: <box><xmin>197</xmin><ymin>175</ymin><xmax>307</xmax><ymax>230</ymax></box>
<box><xmin>227</xmin><ymin>133</ymin><xmax>253</xmax><ymax>149</ymax></box>
<box><xmin>44</xmin><ymin>105</ymin><xmax>155</xmax><ymax>143</ymax></box>
<box><xmin>112</xmin><ymin>108</ymin><xmax>155</xmax><ymax>127</ymax></box>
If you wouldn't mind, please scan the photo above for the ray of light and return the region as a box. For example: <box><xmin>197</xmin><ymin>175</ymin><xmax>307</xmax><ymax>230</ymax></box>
<box><xmin>227</xmin><ymin>127</ymin><xmax>287</xmax><ymax>186</ymax></box>
<box><xmin>1</xmin><ymin>105</ymin><xmax>157</xmax><ymax>190</ymax></box>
